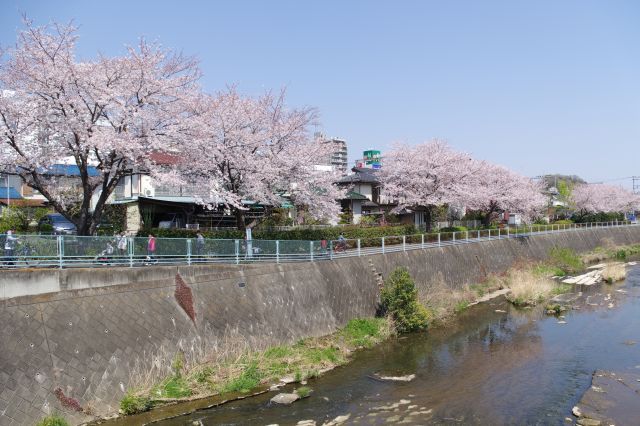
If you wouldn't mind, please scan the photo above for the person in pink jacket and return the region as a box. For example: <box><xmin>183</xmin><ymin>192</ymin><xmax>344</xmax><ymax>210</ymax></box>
<box><xmin>147</xmin><ymin>234</ymin><xmax>157</xmax><ymax>263</ymax></box>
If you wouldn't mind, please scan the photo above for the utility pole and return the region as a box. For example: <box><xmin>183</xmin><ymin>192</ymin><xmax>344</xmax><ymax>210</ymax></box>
<box><xmin>633</xmin><ymin>176</ymin><xmax>640</xmax><ymax>194</ymax></box>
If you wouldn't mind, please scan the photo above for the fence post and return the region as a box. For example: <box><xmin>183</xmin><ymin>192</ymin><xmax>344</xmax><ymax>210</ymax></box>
<box><xmin>128</xmin><ymin>237</ymin><xmax>134</xmax><ymax>268</ymax></box>
<box><xmin>453</xmin><ymin>232</ymin><xmax>456</xmax><ymax>243</ymax></box>
<box><xmin>234</xmin><ymin>239</ymin><xmax>239</xmax><ymax>264</ymax></box>
<box><xmin>310</xmin><ymin>241</ymin><xmax>314</xmax><ymax>261</ymax></box>
<box><xmin>329</xmin><ymin>240</ymin><xmax>333</xmax><ymax>260</ymax></box>
<box><xmin>357</xmin><ymin>239</ymin><xmax>361</xmax><ymax>256</ymax></box>
<box><xmin>438</xmin><ymin>233</ymin><xmax>441</xmax><ymax>247</ymax></box>
<box><xmin>403</xmin><ymin>235</ymin><xmax>406</xmax><ymax>251</ymax></box>
<box><xmin>187</xmin><ymin>239</ymin><xmax>192</xmax><ymax>266</ymax></box>
<box><xmin>276</xmin><ymin>240</ymin><xmax>280</xmax><ymax>264</ymax></box>
<box><xmin>382</xmin><ymin>237</ymin><xmax>385</xmax><ymax>254</ymax></box>
<box><xmin>421</xmin><ymin>234</ymin><xmax>425</xmax><ymax>249</ymax></box>
<box><xmin>466</xmin><ymin>230</ymin><xmax>469</xmax><ymax>241</ymax></box>
<box><xmin>57</xmin><ymin>235</ymin><xmax>64</xmax><ymax>269</ymax></box>
<box><xmin>498</xmin><ymin>228</ymin><xmax>501</xmax><ymax>239</ymax></box>
<box><xmin>507</xmin><ymin>226</ymin><xmax>510</xmax><ymax>238</ymax></box>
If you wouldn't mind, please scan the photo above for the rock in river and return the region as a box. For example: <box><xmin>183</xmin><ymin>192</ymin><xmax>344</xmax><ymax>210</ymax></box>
<box><xmin>373</xmin><ymin>373</ymin><xmax>416</xmax><ymax>382</ymax></box>
<box><xmin>271</xmin><ymin>393</ymin><xmax>300</xmax><ymax>405</ymax></box>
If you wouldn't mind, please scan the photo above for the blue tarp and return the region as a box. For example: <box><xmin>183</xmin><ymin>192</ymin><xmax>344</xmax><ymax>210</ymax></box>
<box><xmin>13</xmin><ymin>164</ymin><xmax>100</xmax><ymax>177</ymax></box>
<box><xmin>38</xmin><ymin>164</ymin><xmax>100</xmax><ymax>177</ymax></box>
<box><xmin>0</xmin><ymin>187</ymin><xmax>22</xmax><ymax>199</ymax></box>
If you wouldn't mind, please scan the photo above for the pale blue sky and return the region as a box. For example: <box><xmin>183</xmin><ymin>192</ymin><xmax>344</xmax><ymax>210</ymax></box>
<box><xmin>1</xmin><ymin>1</ymin><xmax>639</xmax><ymax>186</ymax></box>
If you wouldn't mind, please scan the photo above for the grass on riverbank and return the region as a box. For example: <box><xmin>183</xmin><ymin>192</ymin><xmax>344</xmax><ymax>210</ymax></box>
<box><xmin>581</xmin><ymin>243</ymin><xmax>640</xmax><ymax>264</ymax></box>
<box><xmin>35</xmin><ymin>415</ymin><xmax>69</xmax><ymax>426</ymax></box>
<box><xmin>121</xmin><ymin>317</ymin><xmax>393</xmax><ymax>415</ymax></box>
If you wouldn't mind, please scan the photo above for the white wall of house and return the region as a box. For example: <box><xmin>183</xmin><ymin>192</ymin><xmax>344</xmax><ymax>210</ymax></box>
<box><xmin>353</xmin><ymin>183</ymin><xmax>373</xmax><ymax>201</ymax></box>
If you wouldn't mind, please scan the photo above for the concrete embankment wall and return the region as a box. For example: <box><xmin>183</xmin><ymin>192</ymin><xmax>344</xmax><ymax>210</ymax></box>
<box><xmin>2</xmin><ymin>226</ymin><xmax>640</xmax><ymax>425</ymax></box>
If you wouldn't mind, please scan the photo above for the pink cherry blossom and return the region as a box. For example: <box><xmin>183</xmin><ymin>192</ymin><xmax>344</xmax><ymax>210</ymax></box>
<box><xmin>0</xmin><ymin>20</ymin><xmax>202</xmax><ymax>234</ymax></box>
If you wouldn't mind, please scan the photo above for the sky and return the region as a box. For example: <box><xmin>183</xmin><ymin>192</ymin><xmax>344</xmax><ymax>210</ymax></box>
<box><xmin>1</xmin><ymin>0</ymin><xmax>639</xmax><ymax>187</ymax></box>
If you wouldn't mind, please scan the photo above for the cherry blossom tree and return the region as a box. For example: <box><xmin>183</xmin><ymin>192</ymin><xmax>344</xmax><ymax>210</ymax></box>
<box><xmin>465</xmin><ymin>161</ymin><xmax>546</xmax><ymax>225</ymax></box>
<box><xmin>379</xmin><ymin>140</ymin><xmax>480</xmax><ymax>230</ymax></box>
<box><xmin>0</xmin><ymin>20</ymin><xmax>201</xmax><ymax>235</ymax></box>
<box><xmin>572</xmin><ymin>183</ymin><xmax>639</xmax><ymax>214</ymax></box>
<box><xmin>176</xmin><ymin>88</ymin><xmax>344</xmax><ymax>229</ymax></box>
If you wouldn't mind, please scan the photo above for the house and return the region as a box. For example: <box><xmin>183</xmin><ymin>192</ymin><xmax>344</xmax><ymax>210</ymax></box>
<box><xmin>0</xmin><ymin>164</ymin><xmax>100</xmax><ymax>209</ymax></box>
<box><xmin>337</xmin><ymin>168</ymin><xmax>382</xmax><ymax>223</ymax></box>
<box><xmin>336</xmin><ymin>167</ymin><xmax>430</xmax><ymax>227</ymax></box>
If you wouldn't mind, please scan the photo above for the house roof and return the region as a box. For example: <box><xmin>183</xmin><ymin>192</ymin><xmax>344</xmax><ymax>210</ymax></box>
<box><xmin>344</xmin><ymin>191</ymin><xmax>369</xmax><ymax>200</ymax></box>
<box><xmin>149</xmin><ymin>151</ymin><xmax>183</xmax><ymax>165</ymax></box>
<box><xmin>362</xmin><ymin>200</ymin><xmax>379</xmax><ymax>207</ymax></box>
<box><xmin>337</xmin><ymin>167</ymin><xmax>380</xmax><ymax>185</ymax></box>
<box><xmin>0</xmin><ymin>187</ymin><xmax>22</xmax><ymax>200</ymax></box>
<box><xmin>0</xmin><ymin>199</ymin><xmax>46</xmax><ymax>207</ymax></box>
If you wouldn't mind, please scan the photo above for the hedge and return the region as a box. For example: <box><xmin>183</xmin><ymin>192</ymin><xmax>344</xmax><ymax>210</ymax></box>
<box><xmin>139</xmin><ymin>224</ymin><xmax>418</xmax><ymax>241</ymax></box>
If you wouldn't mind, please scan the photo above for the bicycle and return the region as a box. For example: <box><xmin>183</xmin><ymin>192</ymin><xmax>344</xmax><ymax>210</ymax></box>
<box><xmin>334</xmin><ymin>240</ymin><xmax>347</xmax><ymax>253</ymax></box>
<box><xmin>14</xmin><ymin>242</ymin><xmax>41</xmax><ymax>267</ymax></box>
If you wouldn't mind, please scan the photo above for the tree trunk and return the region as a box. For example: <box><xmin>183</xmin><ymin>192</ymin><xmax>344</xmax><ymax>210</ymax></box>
<box><xmin>235</xmin><ymin>209</ymin><xmax>246</xmax><ymax>231</ymax></box>
<box><xmin>425</xmin><ymin>206</ymin><xmax>434</xmax><ymax>232</ymax></box>
<box><xmin>482</xmin><ymin>212</ymin><xmax>492</xmax><ymax>227</ymax></box>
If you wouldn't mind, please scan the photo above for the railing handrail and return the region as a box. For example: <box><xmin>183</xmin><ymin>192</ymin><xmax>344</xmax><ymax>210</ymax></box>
<box><xmin>0</xmin><ymin>220</ymin><xmax>635</xmax><ymax>269</ymax></box>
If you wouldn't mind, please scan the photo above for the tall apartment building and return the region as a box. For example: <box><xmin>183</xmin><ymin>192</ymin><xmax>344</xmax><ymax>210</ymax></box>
<box><xmin>315</xmin><ymin>133</ymin><xmax>348</xmax><ymax>174</ymax></box>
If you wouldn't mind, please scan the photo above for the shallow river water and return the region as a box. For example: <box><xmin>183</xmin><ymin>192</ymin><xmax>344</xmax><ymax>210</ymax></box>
<box><xmin>151</xmin><ymin>265</ymin><xmax>640</xmax><ymax>425</ymax></box>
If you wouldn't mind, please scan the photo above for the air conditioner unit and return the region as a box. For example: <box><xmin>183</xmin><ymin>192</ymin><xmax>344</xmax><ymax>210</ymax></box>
<box><xmin>144</xmin><ymin>189</ymin><xmax>152</xmax><ymax>196</ymax></box>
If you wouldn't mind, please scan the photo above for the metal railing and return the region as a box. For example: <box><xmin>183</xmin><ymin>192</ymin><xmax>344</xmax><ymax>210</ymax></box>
<box><xmin>0</xmin><ymin>221</ymin><xmax>636</xmax><ymax>269</ymax></box>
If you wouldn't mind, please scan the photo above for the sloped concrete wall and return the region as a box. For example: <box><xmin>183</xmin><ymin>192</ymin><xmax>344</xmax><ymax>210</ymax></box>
<box><xmin>1</xmin><ymin>226</ymin><xmax>639</xmax><ymax>425</ymax></box>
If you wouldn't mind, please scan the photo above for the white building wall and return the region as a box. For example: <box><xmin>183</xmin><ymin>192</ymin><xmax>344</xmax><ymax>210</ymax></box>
<box><xmin>355</xmin><ymin>183</ymin><xmax>373</xmax><ymax>201</ymax></box>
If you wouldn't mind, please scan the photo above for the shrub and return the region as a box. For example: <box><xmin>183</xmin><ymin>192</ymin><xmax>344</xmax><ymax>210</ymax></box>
<box><xmin>380</xmin><ymin>267</ymin><xmax>431</xmax><ymax>333</ymax></box>
<box><xmin>36</xmin><ymin>415</ymin><xmax>69</xmax><ymax>426</ymax></box>
<box><xmin>614</xmin><ymin>249</ymin><xmax>627</xmax><ymax>260</ymax></box>
<box><xmin>0</xmin><ymin>206</ymin><xmax>29</xmax><ymax>232</ymax></box>
<box><xmin>119</xmin><ymin>393</ymin><xmax>152</xmax><ymax>415</ymax></box>
<box><xmin>141</xmin><ymin>224</ymin><xmax>418</xmax><ymax>242</ymax></box>
<box><xmin>439</xmin><ymin>226</ymin><xmax>467</xmax><ymax>233</ymax></box>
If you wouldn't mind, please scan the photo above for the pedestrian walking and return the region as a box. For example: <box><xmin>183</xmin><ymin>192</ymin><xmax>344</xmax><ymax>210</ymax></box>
<box><xmin>3</xmin><ymin>230</ymin><xmax>18</xmax><ymax>267</ymax></box>
<box><xmin>196</xmin><ymin>232</ymin><xmax>205</xmax><ymax>259</ymax></box>
<box><xmin>117</xmin><ymin>233</ymin><xmax>128</xmax><ymax>258</ymax></box>
<box><xmin>146</xmin><ymin>234</ymin><xmax>157</xmax><ymax>264</ymax></box>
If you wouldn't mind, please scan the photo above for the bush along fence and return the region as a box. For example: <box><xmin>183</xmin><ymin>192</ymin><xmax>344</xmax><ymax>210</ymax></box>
<box><xmin>0</xmin><ymin>221</ymin><xmax>636</xmax><ymax>269</ymax></box>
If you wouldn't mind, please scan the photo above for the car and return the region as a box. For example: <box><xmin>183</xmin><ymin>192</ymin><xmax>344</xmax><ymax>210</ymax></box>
<box><xmin>38</xmin><ymin>213</ymin><xmax>77</xmax><ymax>235</ymax></box>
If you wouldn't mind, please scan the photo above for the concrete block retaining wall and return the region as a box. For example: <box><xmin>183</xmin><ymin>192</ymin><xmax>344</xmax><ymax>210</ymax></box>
<box><xmin>1</xmin><ymin>227</ymin><xmax>640</xmax><ymax>425</ymax></box>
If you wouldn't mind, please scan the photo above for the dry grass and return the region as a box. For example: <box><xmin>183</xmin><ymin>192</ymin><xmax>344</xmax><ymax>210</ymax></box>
<box><xmin>602</xmin><ymin>263</ymin><xmax>626</xmax><ymax>283</ymax></box>
<box><xmin>581</xmin><ymin>248</ymin><xmax>611</xmax><ymax>264</ymax></box>
<box><xmin>419</xmin><ymin>273</ymin><xmax>475</xmax><ymax>321</ymax></box>
<box><xmin>503</xmin><ymin>268</ymin><xmax>557</xmax><ymax>306</ymax></box>
<box><xmin>419</xmin><ymin>272</ymin><xmax>504</xmax><ymax>322</ymax></box>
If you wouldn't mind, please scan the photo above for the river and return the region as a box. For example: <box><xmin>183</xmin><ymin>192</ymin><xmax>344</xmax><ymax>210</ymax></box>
<box><xmin>146</xmin><ymin>264</ymin><xmax>640</xmax><ymax>425</ymax></box>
